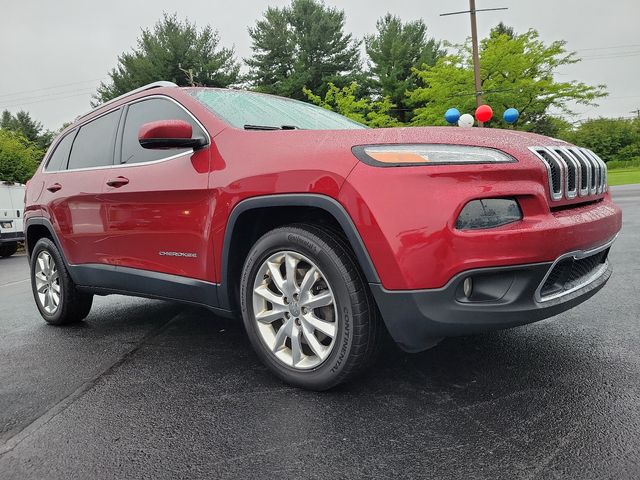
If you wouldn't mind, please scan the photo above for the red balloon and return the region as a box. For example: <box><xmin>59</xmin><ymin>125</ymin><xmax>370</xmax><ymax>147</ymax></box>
<box><xmin>475</xmin><ymin>105</ymin><xmax>493</xmax><ymax>123</ymax></box>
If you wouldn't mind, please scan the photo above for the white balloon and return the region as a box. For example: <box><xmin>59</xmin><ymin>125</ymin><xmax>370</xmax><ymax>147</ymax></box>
<box><xmin>458</xmin><ymin>113</ymin><xmax>474</xmax><ymax>127</ymax></box>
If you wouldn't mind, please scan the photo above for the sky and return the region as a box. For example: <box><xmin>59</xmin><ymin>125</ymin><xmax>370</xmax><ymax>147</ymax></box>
<box><xmin>1</xmin><ymin>0</ymin><xmax>639</xmax><ymax>130</ymax></box>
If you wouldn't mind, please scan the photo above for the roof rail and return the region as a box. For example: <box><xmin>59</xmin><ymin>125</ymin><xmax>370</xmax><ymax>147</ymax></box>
<box><xmin>77</xmin><ymin>81</ymin><xmax>178</xmax><ymax>121</ymax></box>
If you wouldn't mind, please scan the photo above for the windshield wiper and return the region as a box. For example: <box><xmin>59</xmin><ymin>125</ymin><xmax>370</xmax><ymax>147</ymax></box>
<box><xmin>244</xmin><ymin>124</ymin><xmax>299</xmax><ymax>131</ymax></box>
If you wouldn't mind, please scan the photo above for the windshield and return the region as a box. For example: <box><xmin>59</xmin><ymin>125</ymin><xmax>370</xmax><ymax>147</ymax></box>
<box><xmin>188</xmin><ymin>88</ymin><xmax>367</xmax><ymax>130</ymax></box>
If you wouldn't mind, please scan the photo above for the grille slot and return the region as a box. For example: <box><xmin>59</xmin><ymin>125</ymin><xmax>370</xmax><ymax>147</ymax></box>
<box><xmin>551</xmin><ymin>148</ymin><xmax>578</xmax><ymax>198</ymax></box>
<box><xmin>531</xmin><ymin>148</ymin><xmax>563</xmax><ymax>200</ymax></box>
<box><xmin>529</xmin><ymin>146</ymin><xmax>608</xmax><ymax>201</ymax></box>
<box><xmin>539</xmin><ymin>248</ymin><xmax>609</xmax><ymax>298</ymax></box>
<box><xmin>565</xmin><ymin>149</ymin><xmax>590</xmax><ymax>194</ymax></box>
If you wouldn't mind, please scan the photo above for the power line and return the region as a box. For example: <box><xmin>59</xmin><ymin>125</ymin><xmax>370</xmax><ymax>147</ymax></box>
<box><xmin>580</xmin><ymin>52</ymin><xmax>640</xmax><ymax>61</ymax></box>
<box><xmin>0</xmin><ymin>87</ymin><xmax>96</xmax><ymax>107</ymax></box>
<box><xmin>0</xmin><ymin>90</ymin><xmax>94</xmax><ymax>110</ymax></box>
<box><xmin>575</xmin><ymin>43</ymin><xmax>640</xmax><ymax>52</ymax></box>
<box><xmin>0</xmin><ymin>79</ymin><xmax>102</xmax><ymax>100</ymax></box>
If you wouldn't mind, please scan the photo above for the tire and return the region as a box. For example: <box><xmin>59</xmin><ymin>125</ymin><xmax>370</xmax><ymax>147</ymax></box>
<box><xmin>0</xmin><ymin>242</ymin><xmax>18</xmax><ymax>258</ymax></box>
<box><xmin>240</xmin><ymin>224</ymin><xmax>381</xmax><ymax>390</ymax></box>
<box><xmin>30</xmin><ymin>237</ymin><xmax>93</xmax><ymax>325</ymax></box>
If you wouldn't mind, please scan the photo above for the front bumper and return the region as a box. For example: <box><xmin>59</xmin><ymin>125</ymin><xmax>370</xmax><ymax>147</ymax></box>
<box><xmin>0</xmin><ymin>231</ymin><xmax>24</xmax><ymax>244</ymax></box>
<box><xmin>371</xmin><ymin>239</ymin><xmax>614</xmax><ymax>352</ymax></box>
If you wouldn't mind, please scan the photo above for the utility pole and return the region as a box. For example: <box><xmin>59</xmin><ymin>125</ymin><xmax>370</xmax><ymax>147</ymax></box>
<box><xmin>631</xmin><ymin>108</ymin><xmax>640</xmax><ymax>119</ymax></box>
<box><xmin>469</xmin><ymin>0</ymin><xmax>482</xmax><ymax>111</ymax></box>
<box><xmin>441</xmin><ymin>1</ymin><xmax>507</xmax><ymax>127</ymax></box>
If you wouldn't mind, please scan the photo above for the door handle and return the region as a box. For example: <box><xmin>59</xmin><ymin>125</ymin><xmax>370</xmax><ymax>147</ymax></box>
<box><xmin>106</xmin><ymin>176</ymin><xmax>129</xmax><ymax>187</ymax></box>
<box><xmin>46</xmin><ymin>183</ymin><xmax>62</xmax><ymax>193</ymax></box>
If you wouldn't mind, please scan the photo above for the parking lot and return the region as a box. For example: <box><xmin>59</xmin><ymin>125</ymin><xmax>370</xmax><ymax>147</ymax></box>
<box><xmin>0</xmin><ymin>185</ymin><xmax>638</xmax><ymax>479</ymax></box>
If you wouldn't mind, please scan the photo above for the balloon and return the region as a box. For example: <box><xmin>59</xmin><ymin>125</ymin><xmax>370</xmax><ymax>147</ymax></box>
<box><xmin>475</xmin><ymin>105</ymin><xmax>493</xmax><ymax>123</ymax></box>
<box><xmin>503</xmin><ymin>108</ymin><xmax>520</xmax><ymax>124</ymax></box>
<box><xmin>444</xmin><ymin>108</ymin><xmax>461</xmax><ymax>124</ymax></box>
<box><xmin>458</xmin><ymin>113</ymin><xmax>474</xmax><ymax>127</ymax></box>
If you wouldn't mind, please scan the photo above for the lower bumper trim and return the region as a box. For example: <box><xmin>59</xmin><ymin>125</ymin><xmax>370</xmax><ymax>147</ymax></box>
<box><xmin>371</xmin><ymin>259</ymin><xmax>611</xmax><ymax>353</ymax></box>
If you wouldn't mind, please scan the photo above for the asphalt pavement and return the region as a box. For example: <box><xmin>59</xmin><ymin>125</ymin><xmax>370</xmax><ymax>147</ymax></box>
<box><xmin>1</xmin><ymin>186</ymin><xmax>639</xmax><ymax>479</ymax></box>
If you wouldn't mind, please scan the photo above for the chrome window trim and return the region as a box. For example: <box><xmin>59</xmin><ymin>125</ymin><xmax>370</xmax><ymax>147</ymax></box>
<box><xmin>534</xmin><ymin>235</ymin><xmax>617</xmax><ymax>303</ymax></box>
<box><xmin>75</xmin><ymin>81</ymin><xmax>177</xmax><ymax>122</ymax></box>
<box><xmin>42</xmin><ymin>95</ymin><xmax>210</xmax><ymax>175</ymax></box>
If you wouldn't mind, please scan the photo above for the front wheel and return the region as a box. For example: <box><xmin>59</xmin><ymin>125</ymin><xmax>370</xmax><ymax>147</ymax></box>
<box><xmin>30</xmin><ymin>238</ymin><xmax>93</xmax><ymax>325</ymax></box>
<box><xmin>240</xmin><ymin>224</ymin><xmax>381</xmax><ymax>390</ymax></box>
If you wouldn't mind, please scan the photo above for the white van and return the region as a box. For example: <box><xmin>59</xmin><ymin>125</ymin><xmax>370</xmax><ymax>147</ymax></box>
<box><xmin>0</xmin><ymin>181</ymin><xmax>25</xmax><ymax>258</ymax></box>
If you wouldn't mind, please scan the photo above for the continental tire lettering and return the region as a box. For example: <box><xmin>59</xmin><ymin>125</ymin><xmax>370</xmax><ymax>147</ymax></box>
<box><xmin>287</xmin><ymin>234</ymin><xmax>320</xmax><ymax>255</ymax></box>
<box><xmin>331</xmin><ymin>306</ymin><xmax>350</xmax><ymax>373</ymax></box>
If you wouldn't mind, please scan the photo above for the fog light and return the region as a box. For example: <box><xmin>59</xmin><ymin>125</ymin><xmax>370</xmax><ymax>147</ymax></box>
<box><xmin>456</xmin><ymin>198</ymin><xmax>522</xmax><ymax>230</ymax></box>
<box><xmin>463</xmin><ymin>277</ymin><xmax>473</xmax><ymax>298</ymax></box>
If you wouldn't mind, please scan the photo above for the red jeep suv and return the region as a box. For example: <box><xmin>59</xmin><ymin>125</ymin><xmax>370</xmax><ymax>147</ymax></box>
<box><xmin>24</xmin><ymin>81</ymin><xmax>622</xmax><ymax>389</ymax></box>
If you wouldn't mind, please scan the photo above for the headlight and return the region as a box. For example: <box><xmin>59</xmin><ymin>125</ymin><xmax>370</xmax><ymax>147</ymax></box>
<box><xmin>352</xmin><ymin>144</ymin><xmax>515</xmax><ymax>167</ymax></box>
<box><xmin>1</xmin><ymin>221</ymin><xmax>12</xmax><ymax>229</ymax></box>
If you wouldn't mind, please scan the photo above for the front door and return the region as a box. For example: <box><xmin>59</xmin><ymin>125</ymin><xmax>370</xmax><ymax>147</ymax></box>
<box><xmin>100</xmin><ymin>96</ymin><xmax>213</xmax><ymax>281</ymax></box>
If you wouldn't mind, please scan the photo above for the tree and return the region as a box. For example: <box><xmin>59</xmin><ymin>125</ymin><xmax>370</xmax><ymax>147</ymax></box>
<box><xmin>246</xmin><ymin>0</ymin><xmax>361</xmax><ymax>100</ymax></box>
<box><xmin>365</xmin><ymin>14</ymin><xmax>443</xmax><ymax>122</ymax></box>
<box><xmin>94</xmin><ymin>13</ymin><xmax>240</xmax><ymax>104</ymax></box>
<box><xmin>304</xmin><ymin>82</ymin><xmax>400</xmax><ymax>128</ymax></box>
<box><xmin>0</xmin><ymin>130</ymin><xmax>41</xmax><ymax>183</ymax></box>
<box><xmin>492</xmin><ymin>22</ymin><xmax>515</xmax><ymax>39</ymax></box>
<box><xmin>562</xmin><ymin>118</ymin><xmax>640</xmax><ymax>162</ymax></box>
<box><xmin>1</xmin><ymin>110</ymin><xmax>54</xmax><ymax>151</ymax></box>
<box><xmin>407</xmin><ymin>28</ymin><xmax>607</xmax><ymax>132</ymax></box>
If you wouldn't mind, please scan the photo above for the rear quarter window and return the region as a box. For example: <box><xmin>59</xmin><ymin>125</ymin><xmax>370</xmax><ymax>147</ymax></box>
<box><xmin>45</xmin><ymin>131</ymin><xmax>76</xmax><ymax>171</ymax></box>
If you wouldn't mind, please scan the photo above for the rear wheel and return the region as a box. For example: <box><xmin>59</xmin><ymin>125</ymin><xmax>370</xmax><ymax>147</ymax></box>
<box><xmin>30</xmin><ymin>238</ymin><xmax>93</xmax><ymax>325</ymax></box>
<box><xmin>0</xmin><ymin>242</ymin><xmax>18</xmax><ymax>258</ymax></box>
<box><xmin>240</xmin><ymin>224</ymin><xmax>381</xmax><ymax>390</ymax></box>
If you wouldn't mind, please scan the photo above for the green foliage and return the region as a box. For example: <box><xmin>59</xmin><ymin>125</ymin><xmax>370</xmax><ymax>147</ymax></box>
<box><xmin>408</xmin><ymin>28</ymin><xmax>607</xmax><ymax>132</ymax></box>
<box><xmin>1</xmin><ymin>110</ymin><xmax>54</xmax><ymax>151</ymax></box>
<box><xmin>607</xmin><ymin>159</ymin><xmax>640</xmax><ymax>170</ymax></box>
<box><xmin>365</xmin><ymin>14</ymin><xmax>443</xmax><ymax>122</ymax></box>
<box><xmin>491</xmin><ymin>22</ymin><xmax>515</xmax><ymax>39</ymax></box>
<box><xmin>246</xmin><ymin>0</ymin><xmax>361</xmax><ymax>100</ymax></box>
<box><xmin>562</xmin><ymin>117</ymin><xmax>640</xmax><ymax>162</ymax></box>
<box><xmin>303</xmin><ymin>82</ymin><xmax>400</xmax><ymax>128</ymax></box>
<box><xmin>0</xmin><ymin>130</ymin><xmax>41</xmax><ymax>183</ymax></box>
<box><xmin>607</xmin><ymin>167</ymin><xmax>640</xmax><ymax>186</ymax></box>
<box><xmin>95</xmin><ymin>13</ymin><xmax>240</xmax><ymax>104</ymax></box>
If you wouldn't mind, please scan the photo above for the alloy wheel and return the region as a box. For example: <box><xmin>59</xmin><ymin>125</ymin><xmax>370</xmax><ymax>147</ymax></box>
<box><xmin>252</xmin><ymin>251</ymin><xmax>338</xmax><ymax>370</ymax></box>
<box><xmin>34</xmin><ymin>251</ymin><xmax>61</xmax><ymax>314</ymax></box>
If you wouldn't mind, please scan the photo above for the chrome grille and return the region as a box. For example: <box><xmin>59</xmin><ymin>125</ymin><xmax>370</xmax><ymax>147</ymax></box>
<box><xmin>529</xmin><ymin>146</ymin><xmax>608</xmax><ymax>201</ymax></box>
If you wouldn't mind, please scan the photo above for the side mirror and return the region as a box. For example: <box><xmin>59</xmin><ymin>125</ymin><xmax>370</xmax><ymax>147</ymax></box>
<box><xmin>138</xmin><ymin>120</ymin><xmax>207</xmax><ymax>150</ymax></box>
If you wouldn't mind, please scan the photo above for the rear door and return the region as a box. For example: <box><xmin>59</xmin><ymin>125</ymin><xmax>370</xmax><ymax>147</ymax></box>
<box><xmin>42</xmin><ymin>109</ymin><xmax>121</xmax><ymax>265</ymax></box>
<box><xmin>8</xmin><ymin>185</ymin><xmax>25</xmax><ymax>236</ymax></box>
<box><xmin>100</xmin><ymin>96</ymin><xmax>212</xmax><ymax>280</ymax></box>
<box><xmin>0</xmin><ymin>185</ymin><xmax>16</xmax><ymax>240</ymax></box>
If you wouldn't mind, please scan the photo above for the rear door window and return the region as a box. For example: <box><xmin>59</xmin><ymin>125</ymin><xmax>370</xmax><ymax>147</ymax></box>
<box><xmin>119</xmin><ymin>97</ymin><xmax>205</xmax><ymax>165</ymax></box>
<box><xmin>68</xmin><ymin>109</ymin><xmax>121</xmax><ymax>170</ymax></box>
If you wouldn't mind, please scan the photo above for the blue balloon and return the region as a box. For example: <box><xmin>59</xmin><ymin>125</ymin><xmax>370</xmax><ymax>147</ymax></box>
<box><xmin>444</xmin><ymin>108</ymin><xmax>461</xmax><ymax>124</ymax></box>
<box><xmin>503</xmin><ymin>108</ymin><xmax>520</xmax><ymax>124</ymax></box>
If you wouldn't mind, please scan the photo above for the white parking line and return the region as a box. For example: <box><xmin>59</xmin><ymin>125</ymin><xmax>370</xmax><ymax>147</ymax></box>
<box><xmin>1</xmin><ymin>279</ymin><xmax>29</xmax><ymax>287</ymax></box>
